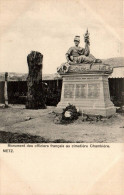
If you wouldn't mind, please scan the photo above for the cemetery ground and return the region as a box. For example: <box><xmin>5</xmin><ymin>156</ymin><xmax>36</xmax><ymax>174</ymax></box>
<box><xmin>0</xmin><ymin>105</ymin><xmax>124</xmax><ymax>143</ymax></box>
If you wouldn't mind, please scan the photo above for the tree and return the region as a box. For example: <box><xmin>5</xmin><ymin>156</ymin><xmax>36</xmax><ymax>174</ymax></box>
<box><xmin>26</xmin><ymin>51</ymin><xmax>46</xmax><ymax>109</ymax></box>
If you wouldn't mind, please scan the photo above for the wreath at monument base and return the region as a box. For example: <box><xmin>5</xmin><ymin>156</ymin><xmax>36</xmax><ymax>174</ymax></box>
<box><xmin>61</xmin><ymin>104</ymin><xmax>80</xmax><ymax>124</ymax></box>
<box><xmin>54</xmin><ymin>104</ymin><xmax>80</xmax><ymax>124</ymax></box>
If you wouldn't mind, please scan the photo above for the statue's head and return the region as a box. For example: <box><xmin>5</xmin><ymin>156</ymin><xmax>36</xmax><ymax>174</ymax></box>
<box><xmin>74</xmin><ymin>36</ymin><xmax>80</xmax><ymax>46</ymax></box>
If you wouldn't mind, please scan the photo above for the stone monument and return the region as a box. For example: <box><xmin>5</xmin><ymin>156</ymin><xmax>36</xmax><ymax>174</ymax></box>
<box><xmin>26</xmin><ymin>51</ymin><xmax>46</xmax><ymax>109</ymax></box>
<box><xmin>57</xmin><ymin>30</ymin><xmax>116</xmax><ymax>117</ymax></box>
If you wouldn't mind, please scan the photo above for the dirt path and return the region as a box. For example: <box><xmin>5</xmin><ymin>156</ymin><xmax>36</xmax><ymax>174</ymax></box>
<box><xmin>0</xmin><ymin>105</ymin><xmax>124</xmax><ymax>143</ymax></box>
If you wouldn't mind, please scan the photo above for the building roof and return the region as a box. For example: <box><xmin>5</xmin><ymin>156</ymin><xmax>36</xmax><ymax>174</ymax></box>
<box><xmin>109</xmin><ymin>66</ymin><xmax>124</xmax><ymax>78</ymax></box>
<box><xmin>105</xmin><ymin>57</ymin><xmax>124</xmax><ymax>78</ymax></box>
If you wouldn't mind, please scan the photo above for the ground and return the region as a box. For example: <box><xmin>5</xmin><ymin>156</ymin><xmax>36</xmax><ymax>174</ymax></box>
<box><xmin>0</xmin><ymin>105</ymin><xmax>124</xmax><ymax>143</ymax></box>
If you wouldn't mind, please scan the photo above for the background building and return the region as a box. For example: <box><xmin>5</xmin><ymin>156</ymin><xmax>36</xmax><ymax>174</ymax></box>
<box><xmin>0</xmin><ymin>57</ymin><xmax>124</xmax><ymax>107</ymax></box>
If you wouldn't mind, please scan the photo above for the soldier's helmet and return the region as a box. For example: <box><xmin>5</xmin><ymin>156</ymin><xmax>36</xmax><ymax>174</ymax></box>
<box><xmin>74</xmin><ymin>36</ymin><xmax>80</xmax><ymax>42</ymax></box>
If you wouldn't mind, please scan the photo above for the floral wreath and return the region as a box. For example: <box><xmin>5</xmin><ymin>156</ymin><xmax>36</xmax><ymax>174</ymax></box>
<box><xmin>61</xmin><ymin>104</ymin><xmax>79</xmax><ymax>124</ymax></box>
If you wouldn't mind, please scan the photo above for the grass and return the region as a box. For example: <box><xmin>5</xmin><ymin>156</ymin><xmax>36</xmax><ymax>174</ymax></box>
<box><xmin>0</xmin><ymin>131</ymin><xmax>72</xmax><ymax>143</ymax></box>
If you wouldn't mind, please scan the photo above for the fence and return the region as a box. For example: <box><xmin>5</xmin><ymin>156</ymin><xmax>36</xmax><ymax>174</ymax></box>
<box><xmin>0</xmin><ymin>79</ymin><xmax>123</xmax><ymax>107</ymax></box>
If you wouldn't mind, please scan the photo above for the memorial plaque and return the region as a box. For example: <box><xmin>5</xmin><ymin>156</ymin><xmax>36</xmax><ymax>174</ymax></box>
<box><xmin>88</xmin><ymin>83</ymin><xmax>100</xmax><ymax>98</ymax></box>
<box><xmin>64</xmin><ymin>84</ymin><xmax>74</xmax><ymax>98</ymax></box>
<box><xmin>75</xmin><ymin>84</ymin><xmax>87</xmax><ymax>99</ymax></box>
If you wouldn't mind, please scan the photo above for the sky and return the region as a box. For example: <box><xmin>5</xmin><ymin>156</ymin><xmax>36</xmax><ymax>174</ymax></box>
<box><xmin>0</xmin><ymin>0</ymin><xmax>124</xmax><ymax>74</ymax></box>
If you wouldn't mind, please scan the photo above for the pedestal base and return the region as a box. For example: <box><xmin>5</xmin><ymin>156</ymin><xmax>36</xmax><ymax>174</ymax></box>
<box><xmin>57</xmin><ymin>74</ymin><xmax>116</xmax><ymax>117</ymax></box>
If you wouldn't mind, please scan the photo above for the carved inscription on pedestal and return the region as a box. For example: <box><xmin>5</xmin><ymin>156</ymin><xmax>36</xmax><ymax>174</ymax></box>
<box><xmin>88</xmin><ymin>84</ymin><xmax>100</xmax><ymax>98</ymax></box>
<box><xmin>64</xmin><ymin>84</ymin><xmax>74</xmax><ymax>98</ymax></box>
<box><xmin>75</xmin><ymin>84</ymin><xmax>87</xmax><ymax>99</ymax></box>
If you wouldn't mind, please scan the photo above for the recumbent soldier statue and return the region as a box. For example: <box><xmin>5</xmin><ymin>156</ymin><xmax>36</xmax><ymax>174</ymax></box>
<box><xmin>66</xmin><ymin>30</ymin><xmax>102</xmax><ymax>65</ymax></box>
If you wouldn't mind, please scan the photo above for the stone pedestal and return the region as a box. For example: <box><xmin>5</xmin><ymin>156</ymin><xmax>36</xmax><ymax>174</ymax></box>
<box><xmin>57</xmin><ymin>63</ymin><xmax>116</xmax><ymax>117</ymax></box>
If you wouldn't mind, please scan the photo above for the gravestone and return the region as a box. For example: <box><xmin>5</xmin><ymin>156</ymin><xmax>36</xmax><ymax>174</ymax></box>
<box><xmin>26</xmin><ymin>51</ymin><xmax>46</xmax><ymax>109</ymax></box>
